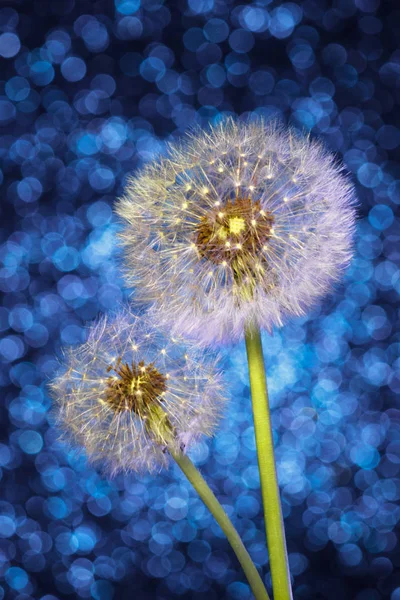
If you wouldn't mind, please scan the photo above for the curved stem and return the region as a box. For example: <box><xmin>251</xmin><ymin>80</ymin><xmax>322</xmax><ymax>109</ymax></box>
<box><xmin>170</xmin><ymin>448</ymin><xmax>270</xmax><ymax>600</ymax></box>
<box><xmin>244</xmin><ymin>323</ymin><xmax>292</xmax><ymax>600</ymax></box>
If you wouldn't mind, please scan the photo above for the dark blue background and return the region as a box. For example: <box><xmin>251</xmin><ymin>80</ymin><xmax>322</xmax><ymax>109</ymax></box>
<box><xmin>0</xmin><ymin>0</ymin><xmax>399</xmax><ymax>598</ymax></box>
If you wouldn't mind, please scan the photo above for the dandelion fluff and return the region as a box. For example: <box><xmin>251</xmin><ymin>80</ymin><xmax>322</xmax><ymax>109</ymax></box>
<box><xmin>116</xmin><ymin>118</ymin><xmax>357</xmax><ymax>344</ymax></box>
<box><xmin>50</xmin><ymin>309</ymin><xmax>226</xmax><ymax>475</ymax></box>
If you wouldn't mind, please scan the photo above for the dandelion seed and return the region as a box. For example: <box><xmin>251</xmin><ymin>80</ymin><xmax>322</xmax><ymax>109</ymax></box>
<box><xmin>116</xmin><ymin>117</ymin><xmax>356</xmax><ymax>344</ymax></box>
<box><xmin>49</xmin><ymin>309</ymin><xmax>226</xmax><ymax>475</ymax></box>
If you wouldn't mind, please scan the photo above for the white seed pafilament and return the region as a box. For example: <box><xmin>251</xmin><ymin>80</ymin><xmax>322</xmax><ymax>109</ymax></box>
<box><xmin>116</xmin><ymin>118</ymin><xmax>357</xmax><ymax>344</ymax></box>
<box><xmin>50</xmin><ymin>310</ymin><xmax>226</xmax><ymax>476</ymax></box>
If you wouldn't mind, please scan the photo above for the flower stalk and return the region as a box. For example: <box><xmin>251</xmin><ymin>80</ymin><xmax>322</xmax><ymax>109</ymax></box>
<box><xmin>170</xmin><ymin>448</ymin><xmax>270</xmax><ymax>600</ymax></box>
<box><xmin>245</xmin><ymin>323</ymin><xmax>292</xmax><ymax>600</ymax></box>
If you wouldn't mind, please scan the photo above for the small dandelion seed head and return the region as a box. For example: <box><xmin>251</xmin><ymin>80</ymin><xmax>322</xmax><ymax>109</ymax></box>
<box><xmin>49</xmin><ymin>309</ymin><xmax>226</xmax><ymax>476</ymax></box>
<box><xmin>116</xmin><ymin>117</ymin><xmax>357</xmax><ymax>344</ymax></box>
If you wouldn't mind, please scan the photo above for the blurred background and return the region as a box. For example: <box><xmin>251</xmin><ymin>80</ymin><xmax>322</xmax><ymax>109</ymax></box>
<box><xmin>0</xmin><ymin>0</ymin><xmax>399</xmax><ymax>598</ymax></box>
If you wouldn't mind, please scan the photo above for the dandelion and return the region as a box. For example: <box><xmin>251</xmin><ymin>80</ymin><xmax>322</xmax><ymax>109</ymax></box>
<box><xmin>50</xmin><ymin>309</ymin><xmax>225</xmax><ymax>476</ymax></box>
<box><xmin>49</xmin><ymin>308</ymin><xmax>270</xmax><ymax>600</ymax></box>
<box><xmin>116</xmin><ymin>117</ymin><xmax>356</xmax><ymax>345</ymax></box>
<box><xmin>116</xmin><ymin>118</ymin><xmax>357</xmax><ymax>600</ymax></box>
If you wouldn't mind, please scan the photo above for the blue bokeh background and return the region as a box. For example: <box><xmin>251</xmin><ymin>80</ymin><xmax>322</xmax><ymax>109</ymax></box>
<box><xmin>1</xmin><ymin>0</ymin><xmax>399</xmax><ymax>598</ymax></box>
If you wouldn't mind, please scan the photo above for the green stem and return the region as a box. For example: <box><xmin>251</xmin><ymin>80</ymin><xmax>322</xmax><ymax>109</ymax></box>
<box><xmin>244</xmin><ymin>323</ymin><xmax>292</xmax><ymax>600</ymax></box>
<box><xmin>170</xmin><ymin>449</ymin><xmax>270</xmax><ymax>600</ymax></box>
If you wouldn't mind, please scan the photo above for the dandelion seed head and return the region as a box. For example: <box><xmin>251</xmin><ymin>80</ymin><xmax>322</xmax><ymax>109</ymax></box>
<box><xmin>116</xmin><ymin>117</ymin><xmax>357</xmax><ymax>344</ymax></box>
<box><xmin>49</xmin><ymin>309</ymin><xmax>226</xmax><ymax>476</ymax></box>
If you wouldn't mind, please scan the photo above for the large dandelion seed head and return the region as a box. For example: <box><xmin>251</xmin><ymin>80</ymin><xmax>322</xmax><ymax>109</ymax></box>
<box><xmin>116</xmin><ymin>118</ymin><xmax>357</xmax><ymax>344</ymax></box>
<box><xmin>50</xmin><ymin>310</ymin><xmax>226</xmax><ymax>476</ymax></box>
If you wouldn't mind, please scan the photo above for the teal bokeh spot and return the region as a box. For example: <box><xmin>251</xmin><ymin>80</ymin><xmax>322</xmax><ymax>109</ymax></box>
<box><xmin>115</xmin><ymin>0</ymin><xmax>140</xmax><ymax>14</ymax></box>
<box><xmin>19</xmin><ymin>430</ymin><xmax>43</xmax><ymax>454</ymax></box>
<box><xmin>5</xmin><ymin>567</ymin><xmax>28</xmax><ymax>590</ymax></box>
<box><xmin>357</xmin><ymin>163</ymin><xmax>383</xmax><ymax>188</ymax></box>
<box><xmin>368</xmin><ymin>205</ymin><xmax>394</xmax><ymax>231</ymax></box>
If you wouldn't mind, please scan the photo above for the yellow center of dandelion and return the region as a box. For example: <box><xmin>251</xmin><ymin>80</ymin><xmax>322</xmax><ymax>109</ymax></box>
<box><xmin>229</xmin><ymin>216</ymin><xmax>246</xmax><ymax>235</ymax></box>
<box><xmin>195</xmin><ymin>197</ymin><xmax>274</xmax><ymax>283</ymax></box>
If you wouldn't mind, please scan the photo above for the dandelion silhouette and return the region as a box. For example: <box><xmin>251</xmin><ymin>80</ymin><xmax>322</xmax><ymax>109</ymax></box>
<box><xmin>50</xmin><ymin>309</ymin><xmax>225</xmax><ymax>475</ymax></box>
<box><xmin>117</xmin><ymin>117</ymin><xmax>356</xmax><ymax>345</ymax></box>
